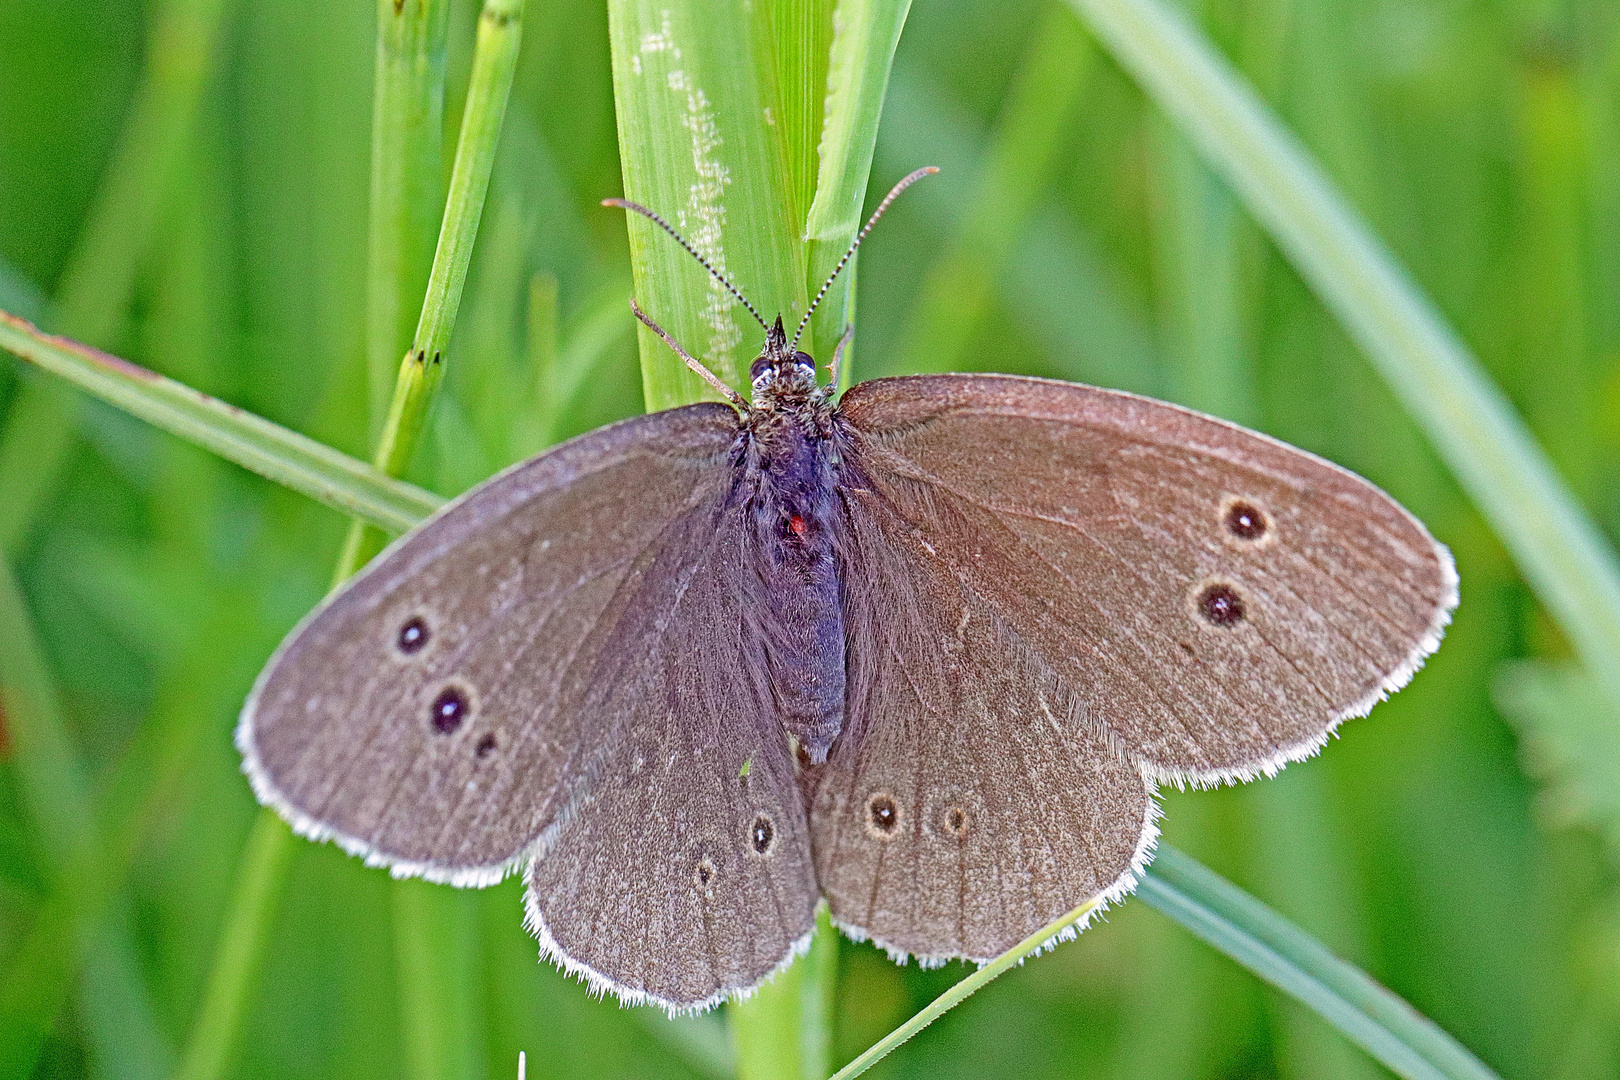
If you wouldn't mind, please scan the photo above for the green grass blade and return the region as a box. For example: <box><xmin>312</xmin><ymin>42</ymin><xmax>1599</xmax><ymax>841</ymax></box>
<box><xmin>1147</xmin><ymin>115</ymin><xmax>1254</xmax><ymax>423</ymax></box>
<box><xmin>0</xmin><ymin>574</ymin><xmax>266</xmax><ymax>1079</ymax></box>
<box><xmin>832</xmin><ymin>847</ymin><xmax>1498</xmax><ymax>1080</ymax></box>
<box><xmin>731</xmin><ymin>944</ymin><xmax>812</xmax><ymax>1080</ymax></box>
<box><xmin>365</xmin><ymin>0</ymin><xmax>450</xmax><ymax>441</ymax></box>
<box><xmin>828</xmin><ymin>899</ymin><xmax>1101</xmax><ymax>1079</ymax></box>
<box><xmin>875</xmin><ymin>68</ymin><xmax>1161</xmax><ymax>392</ymax></box>
<box><xmin>174</xmin><ymin>7</ymin><xmax>524</xmax><ymax>1079</ymax></box>
<box><xmin>0</xmin><ymin>551</ymin><xmax>176</xmax><ymax>1080</ymax></box>
<box><xmin>729</xmin><ymin>906</ymin><xmax>838</xmax><ymax>1080</ymax></box>
<box><xmin>383</xmin><ymin>0</ymin><xmax>525</xmax><ymax>475</ymax></box>
<box><xmin>381</xmin><ymin>8</ymin><xmax>522</xmax><ymax>1076</ymax></box>
<box><xmin>1137</xmin><ymin>847</ymin><xmax>1501</xmax><ymax>1080</ymax></box>
<box><xmin>393</xmin><ymin>883</ymin><xmax>485</xmax><ymax>1080</ymax></box>
<box><xmin>0</xmin><ymin>310</ymin><xmax>443</xmax><ymax>533</ymax></box>
<box><xmin>801</xmin><ymin>0</ymin><xmax>913</xmax><ymax>368</ymax></box>
<box><xmin>0</xmin><ymin>255</ymin><xmax>45</xmax><ymax>318</ymax></box>
<box><xmin>608</xmin><ymin>0</ymin><xmax>902</xmax><ymax>1064</ymax></box>
<box><xmin>0</xmin><ymin>0</ymin><xmax>231</xmax><ymax>555</ymax></box>
<box><xmin>340</xmin><ymin>0</ymin><xmax>525</xmax><ymax>565</ymax></box>
<box><xmin>0</xmin><ymin>562</ymin><xmax>100</xmax><ymax>1078</ymax></box>
<box><xmin>1067</xmin><ymin>0</ymin><xmax>1620</xmax><ymax>708</ymax></box>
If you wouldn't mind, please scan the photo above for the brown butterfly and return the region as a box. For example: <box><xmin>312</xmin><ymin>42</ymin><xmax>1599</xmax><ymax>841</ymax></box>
<box><xmin>239</xmin><ymin>168</ymin><xmax>1456</xmax><ymax>1010</ymax></box>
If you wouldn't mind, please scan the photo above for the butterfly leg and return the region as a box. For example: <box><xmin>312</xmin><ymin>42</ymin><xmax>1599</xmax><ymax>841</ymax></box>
<box><xmin>826</xmin><ymin>324</ymin><xmax>854</xmax><ymax>389</ymax></box>
<box><xmin>628</xmin><ymin>298</ymin><xmax>747</xmax><ymax>410</ymax></box>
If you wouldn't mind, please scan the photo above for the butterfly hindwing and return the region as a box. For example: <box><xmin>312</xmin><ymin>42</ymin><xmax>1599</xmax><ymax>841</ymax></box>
<box><xmin>522</xmin><ymin>497</ymin><xmax>818</xmax><ymax>1008</ymax></box>
<box><xmin>810</xmin><ymin>471</ymin><xmax>1155</xmax><ymax>963</ymax></box>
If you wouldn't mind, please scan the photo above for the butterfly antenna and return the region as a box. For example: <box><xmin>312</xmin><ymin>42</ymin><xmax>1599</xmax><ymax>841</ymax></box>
<box><xmin>603</xmin><ymin>198</ymin><xmax>769</xmax><ymax>331</ymax></box>
<box><xmin>790</xmin><ymin>166</ymin><xmax>939</xmax><ymax>350</ymax></box>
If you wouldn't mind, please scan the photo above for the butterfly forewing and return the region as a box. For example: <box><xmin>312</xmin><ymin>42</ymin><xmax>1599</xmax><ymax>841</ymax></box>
<box><xmin>837</xmin><ymin>374</ymin><xmax>1457</xmax><ymax>784</ymax></box>
<box><xmin>239</xmin><ymin>404</ymin><xmax>742</xmax><ymax>882</ymax></box>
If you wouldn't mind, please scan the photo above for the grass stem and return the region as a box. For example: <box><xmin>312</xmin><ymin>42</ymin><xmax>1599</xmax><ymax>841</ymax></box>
<box><xmin>173</xmin><ymin>4</ymin><xmax>524</xmax><ymax>1078</ymax></box>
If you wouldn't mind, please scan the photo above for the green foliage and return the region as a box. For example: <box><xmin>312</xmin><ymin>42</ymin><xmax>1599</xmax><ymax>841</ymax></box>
<box><xmin>1</xmin><ymin>0</ymin><xmax>1618</xmax><ymax>1077</ymax></box>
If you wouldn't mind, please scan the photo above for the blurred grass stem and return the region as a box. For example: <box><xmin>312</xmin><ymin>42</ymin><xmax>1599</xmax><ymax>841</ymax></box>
<box><xmin>1068</xmin><ymin>0</ymin><xmax>1620</xmax><ymax>709</ymax></box>
<box><xmin>175</xmin><ymin>4</ymin><xmax>523</xmax><ymax>1079</ymax></box>
<box><xmin>1137</xmin><ymin>848</ymin><xmax>1499</xmax><ymax>1080</ymax></box>
<box><xmin>0</xmin><ymin>2</ymin><xmax>231</xmax><ymax>1074</ymax></box>
<box><xmin>0</xmin><ymin>0</ymin><xmax>231</xmax><ymax>555</ymax></box>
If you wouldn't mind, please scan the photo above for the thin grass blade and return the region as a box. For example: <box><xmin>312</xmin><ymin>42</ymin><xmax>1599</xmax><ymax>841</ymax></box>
<box><xmin>0</xmin><ymin>0</ymin><xmax>233</xmax><ymax>552</ymax></box>
<box><xmin>897</xmin><ymin>4</ymin><xmax>1092</xmax><ymax>375</ymax></box>
<box><xmin>829</xmin><ymin>899</ymin><xmax>1101</xmax><ymax>1079</ymax></box>
<box><xmin>0</xmin><ymin>562</ymin><xmax>100</xmax><ymax>1077</ymax></box>
<box><xmin>366</xmin><ymin>0</ymin><xmax>450</xmax><ymax>440</ymax></box>
<box><xmin>0</xmin><ymin>310</ymin><xmax>443</xmax><ymax>533</ymax></box>
<box><xmin>607</xmin><ymin>0</ymin><xmax>808</xmax><ymax>406</ymax></box>
<box><xmin>833</xmin><ymin>847</ymin><xmax>1498</xmax><ymax>1080</ymax></box>
<box><xmin>801</xmin><ymin>0</ymin><xmax>914</xmax><ymax>368</ymax></box>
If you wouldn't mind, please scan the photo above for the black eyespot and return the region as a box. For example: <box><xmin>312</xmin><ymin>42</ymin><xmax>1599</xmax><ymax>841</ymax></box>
<box><xmin>944</xmin><ymin>806</ymin><xmax>969</xmax><ymax>837</ymax></box>
<box><xmin>866</xmin><ymin>793</ymin><xmax>899</xmax><ymax>838</ymax></box>
<box><xmin>397</xmin><ymin>616</ymin><xmax>429</xmax><ymax>654</ymax></box>
<box><xmin>474</xmin><ymin>733</ymin><xmax>496</xmax><ymax>758</ymax></box>
<box><xmin>696</xmin><ymin>858</ymin><xmax>715</xmax><ymax>887</ymax></box>
<box><xmin>750</xmin><ymin>356</ymin><xmax>771</xmax><ymax>380</ymax></box>
<box><xmin>1224</xmin><ymin>501</ymin><xmax>1268</xmax><ymax>541</ymax></box>
<box><xmin>430</xmin><ymin>686</ymin><xmax>468</xmax><ymax>733</ymax></box>
<box><xmin>1198</xmin><ymin>584</ymin><xmax>1246</xmax><ymax>626</ymax></box>
<box><xmin>751</xmin><ymin>814</ymin><xmax>775</xmax><ymax>854</ymax></box>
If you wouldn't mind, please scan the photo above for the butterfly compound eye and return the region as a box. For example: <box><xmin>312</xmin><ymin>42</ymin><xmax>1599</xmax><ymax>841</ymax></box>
<box><xmin>749</xmin><ymin>356</ymin><xmax>772</xmax><ymax>381</ymax></box>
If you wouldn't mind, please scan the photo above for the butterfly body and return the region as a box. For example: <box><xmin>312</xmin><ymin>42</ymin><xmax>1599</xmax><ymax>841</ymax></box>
<box><xmin>734</xmin><ymin>320</ymin><xmax>847</xmax><ymax>763</ymax></box>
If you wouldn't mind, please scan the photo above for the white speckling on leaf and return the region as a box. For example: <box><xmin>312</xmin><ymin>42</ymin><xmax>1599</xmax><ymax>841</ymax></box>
<box><xmin>629</xmin><ymin>12</ymin><xmax>740</xmax><ymax>374</ymax></box>
<box><xmin>676</xmin><ymin>84</ymin><xmax>739</xmax><ymax>364</ymax></box>
<box><xmin>638</xmin><ymin>12</ymin><xmax>680</xmax><ymax>58</ymax></box>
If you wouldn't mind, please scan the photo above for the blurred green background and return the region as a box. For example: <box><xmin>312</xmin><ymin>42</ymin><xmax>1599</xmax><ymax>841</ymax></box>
<box><xmin>2</xmin><ymin>0</ymin><xmax>1619</xmax><ymax>1078</ymax></box>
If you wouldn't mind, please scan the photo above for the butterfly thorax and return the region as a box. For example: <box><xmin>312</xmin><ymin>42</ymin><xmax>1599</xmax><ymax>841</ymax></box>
<box><xmin>737</xmin><ymin>317</ymin><xmax>845</xmax><ymax>764</ymax></box>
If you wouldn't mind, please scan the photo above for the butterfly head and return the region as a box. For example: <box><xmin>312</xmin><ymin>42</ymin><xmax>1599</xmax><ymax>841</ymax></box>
<box><xmin>749</xmin><ymin>316</ymin><xmax>821</xmax><ymax>406</ymax></box>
